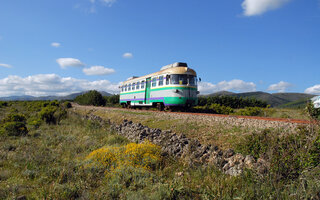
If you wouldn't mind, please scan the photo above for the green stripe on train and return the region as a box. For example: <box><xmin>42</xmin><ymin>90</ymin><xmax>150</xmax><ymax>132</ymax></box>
<box><xmin>120</xmin><ymin>97</ymin><xmax>197</xmax><ymax>105</ymax></box>
<box><xmin>120</xmin><ymin>86</ymin><xmax>197</xmax><ymax>95</ymax></box>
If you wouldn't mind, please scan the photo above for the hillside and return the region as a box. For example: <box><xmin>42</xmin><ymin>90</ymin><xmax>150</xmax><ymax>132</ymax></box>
<box><xmin>207</xmin><ymin>91</ymin><xmax>315</xmax><ymax>107</ymax></box>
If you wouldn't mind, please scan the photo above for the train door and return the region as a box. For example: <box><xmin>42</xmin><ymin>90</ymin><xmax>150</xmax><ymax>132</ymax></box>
<box><xmin>145</xmin><ymin>77</ymin><xmax>151</xmax><ymax>104</ymax></box>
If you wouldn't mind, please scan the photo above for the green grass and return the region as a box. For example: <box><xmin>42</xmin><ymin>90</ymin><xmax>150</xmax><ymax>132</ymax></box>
<box><xmin>0</xmin><ymin>101</ymin><xmax>319</xmax><ymax>199</ymax></box>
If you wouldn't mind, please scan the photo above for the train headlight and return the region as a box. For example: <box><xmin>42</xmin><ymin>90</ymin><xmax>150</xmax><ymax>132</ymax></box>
<box><xmin>174</xmin><ymin>89</ymin><xmax>179</xmax><ymax>93</ymax></box>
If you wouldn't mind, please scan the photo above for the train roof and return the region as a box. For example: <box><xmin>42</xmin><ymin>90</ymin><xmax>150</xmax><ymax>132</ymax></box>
<box><xmin>122</xmin><ymin>63</ymin><xmax>197</xmax><ymax>84</ymax></box>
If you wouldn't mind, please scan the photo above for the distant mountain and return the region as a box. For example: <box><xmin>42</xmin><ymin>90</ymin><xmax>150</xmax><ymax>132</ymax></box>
<box><xmin>0</xmin><ymin>91</ymin><xmax>113</xmax><ymax>101</ymax></box>
<box><xmin>206</xmin><ymin>91</ymin><xmax>315</xmax><ymax>107</ymax></box>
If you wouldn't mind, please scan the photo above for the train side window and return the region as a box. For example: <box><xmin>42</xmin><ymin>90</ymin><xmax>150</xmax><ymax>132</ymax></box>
<box><xmin>132</xmin><ymin>83</ymin><xmax>135</xmax><ymax>91</ymax></box>
<box><xmin>152</xmin><ymin>77</ymin><xmax>157</xmax><ymax>87</ymax></box>
<box><xmin>124</xmin><ymin>85</ymin><xmax>127</xmax><ymax>91</ymax></box>
<box><xmin>188</xmin><ymin>75</ymin><xmax>196</xmax><ymax>85</ymax></box>
<box><xmin>158</xmin><ymin>76</ymin><xmax>163</xmax><ymax>86</ymax></box>
<box><xmin>141</xmin><ymin>81</ymin><xmax>145</xmax><ymax>89</ymax></box>
<box><xmin>128</xmin><ymin>83</ymin><xmax>131</xmax><ymax>91</ymax></box>
<box><xmin>136</xmin><ymin>81</ymin><xmax>140</xmax><ymax>90</ymax></box>
<box><xmin>121</xmin><ymin>86</ymin><xmax>123</xmax><ymax>92</ymax></box>
<box><xmin>166</xmin><ymin>75</ymin><xmax>170</xmax><ymax>85</ymax></box>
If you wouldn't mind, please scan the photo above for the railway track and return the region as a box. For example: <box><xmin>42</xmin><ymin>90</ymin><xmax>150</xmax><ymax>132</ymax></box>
<box><xmin>89</xmin><ymin>105</ymin><xmax>316</xmax><ymax>125</ymax></box>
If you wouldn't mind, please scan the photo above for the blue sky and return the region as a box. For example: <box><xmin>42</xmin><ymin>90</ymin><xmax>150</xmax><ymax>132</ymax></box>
<box><xmin>0</xmin><ymin>0</ymin><xmax>319</xmax><ymax>96</ymax></box>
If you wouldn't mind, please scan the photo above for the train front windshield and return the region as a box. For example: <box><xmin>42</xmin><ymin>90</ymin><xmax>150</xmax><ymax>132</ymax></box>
<box><xmin>170</xmin><ymin>74</ymin><xmax>197</xmax><ymax>86</ymax></box>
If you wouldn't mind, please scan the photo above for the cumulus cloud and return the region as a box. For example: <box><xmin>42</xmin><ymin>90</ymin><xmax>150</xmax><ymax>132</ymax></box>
<box><xmin>123</xmin><ymin>52</ymin><xmax>133</xmax><ymax>59</ymax></box>
<box><xmin>56</xmin><ymin>58</ymin><xmax>85</xmax><ymax>69</ymax></box>
<box><xmin>0</xmin><ymin>74</ymin><xmax>119</xmax><ymax>97</ymax></box>
<box><xmin>267</xmin><ymin>81</ymin><xmax>293</xmax><ymax>92</ymax></box>
<box><xmin>198</xmin><ymin>79</ymin><xmax>256</xmax><ymax>94</ymax></box>
<box><xmin>83</xmin><ymin>66</ymin><xmax>115</xmax><ymax>76</ymax></box>
<box><xmin>305</xmin><ymin>85</ymin><xmax>320</xmax><ymax>95</ymax></box>
<box><xmin>242</xmin><ymin>0</ymin><xmax>291</xmax><ymax>16</ymax></box>
<box><xmin>0</xmin><ymin>63</ymin><xmax>12</xmax><ymax>68</ymax></box>
<box><xmin>51</xmin><ymin>42</ymin><xmax>61</xmax><ymax>47</ymax></box>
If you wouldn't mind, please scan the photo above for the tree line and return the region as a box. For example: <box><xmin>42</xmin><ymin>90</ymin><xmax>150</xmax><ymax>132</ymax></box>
<box><xmin>198</xmin><ymin>96</ymin><xmax>268</xmax><ymax>108</ymax></box>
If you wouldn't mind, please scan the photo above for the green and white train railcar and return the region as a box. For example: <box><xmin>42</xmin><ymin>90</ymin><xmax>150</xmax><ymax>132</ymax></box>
<box><xmin>119</xmin><ymin>62</ymin><xmax>199</xmax><ymax>109</ymax></box>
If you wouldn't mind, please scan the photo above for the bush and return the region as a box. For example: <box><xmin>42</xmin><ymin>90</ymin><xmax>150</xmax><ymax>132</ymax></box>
<box><xmin>85</xmin><ymin>141</ymin><xmax>162</xmax><ymax>177</ymax></box>
<box><xmin>198</xmin><ymin>96</ymin><xmax>268</xmax><ymax>108</ymax></box>
<box><xmin>39</xmin><ymin>106</ymin><xmax>67</xmax><ymax>125</ymax></box>
<box><xmin>39</xmin><ymin>106</ymin><xmax>57</xmax><ymax>124</ymax></box>
<box><xmin>306</xmin><ymin>102</ymin><xmax>320</xmax><ymax>120</ymax></box>
<box><xmin>193</xmin><ymin>104</ymin><xmax>233</xmax><ymax>115</ymax></box>
<box><xmin>235</xmin><ymin>107</ymin><xmax>264</xmax><ymax>116</ymax></box>
<box><xmin>74</xmin><ymin>90</ymin><xmax>106</xmax><ymax>106</ymax></box>
<box><xmin>63</xmin><ymin>101</ymin><xmax>72</xmax><ymax>108</ymax></box>
<box><xmin>0</xmin><ymin>101</ymin><xmax>8</xmax><ymax>108</ymax></box>
<box><xmin>104</xmin><ymin>95</ymin><xmax>120</xmax><ymax>106</ymax></box>
<box><xmin>236</xmin><ymin>128</ymin><xmax>320</xmax><ymax>182</ymax></box>
<box><xmin>2</xmin><ymin>121</ymin><xmax>28</xmax><ymax>136</ymax></box>
<box><xmin>2</xmin><ymin>113</ymin><xmax>26</xmax><ymax>123</ymax></box>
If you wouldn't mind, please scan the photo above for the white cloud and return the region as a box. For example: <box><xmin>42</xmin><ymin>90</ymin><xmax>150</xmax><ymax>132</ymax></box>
<box><xmin>0</xmin><ymin>74</ymin><xmax>119</xmax><ymax>97</ymax></box>
<box><xmin>122</xmin><ymin>52</ymin><xmax>133</xmax><ymax>59</ymax></box>
<box><xmin>0</xmin><ymin>63</ymin><xmax>12</xmax><ymax>68</ymax></box>
<box><xmin>242</xmin><ymin>0</ymin><xmax>291</xmax><ymax>16</ymax></box>
<box><xmin>83</xmin><ymin>66</ymin><xmax>115</xmax><ymax>75</ymax></box>
<box><xmin>267</xmin><ymin>81</ymin><xmax>293</xmax><ymax>92</ymax></box>
<box><xmin>198</xmin><ymin>79</ymin><xmax>256</xmax><ymax>94</ymax></box>
<box><xmin>56</xmin><ymin>58</ymin><xmax>85</xmax><ymax>69</ymax></box>
<box><xmin>51</xmin><ymin>42</ymin><xmax>61</xmax><ymax>47</ymax></box>
<box><xmin>305</xmin><ymin>85</ymin><xmax>320</xmax><ymax>95</ymax></box>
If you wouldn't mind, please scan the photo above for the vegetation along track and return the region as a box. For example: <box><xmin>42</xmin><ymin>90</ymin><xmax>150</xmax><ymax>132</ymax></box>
<box><xmin>73</xmin><ymin>104</ymin><xmax>315</xmax><ymax>146</ymax></box>
<box><xmin>74</xmin><ymin>104</ymin><xmax>313</xmax><ymax>125</ymax></box>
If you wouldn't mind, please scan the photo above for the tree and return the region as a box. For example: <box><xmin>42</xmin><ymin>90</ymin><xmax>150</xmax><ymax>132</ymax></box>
<box><xmin>74</xmin><ymin>90</ymin><xmax>106</xmax><ymax>106</ymax></box>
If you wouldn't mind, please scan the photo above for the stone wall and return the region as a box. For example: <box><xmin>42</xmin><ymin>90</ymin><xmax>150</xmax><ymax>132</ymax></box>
<box><xmin>83</xmin><ymin>113</ymin><xmax>269</xmax><ymax>176</ymax></box>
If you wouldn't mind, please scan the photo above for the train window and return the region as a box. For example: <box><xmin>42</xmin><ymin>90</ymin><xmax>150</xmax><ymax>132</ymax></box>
<box><xmin>128</xmin><ymin>83</ymin><xmax>131</xmax><ymax>91</ymax></box>
<box><xmin>188</xmin><ymin>75</ymin><xmax>196</xmax><ymax>85</ymax></box>
<box><xmin>166</xmin><ymin>75</ymin><xmax>170</xmax><ymax>85</ymax></box>
<box><xmin>132</xmin><ymin>83</ymin><xmax>135</xmax><ymax>90</ymax></box>
<box><xmin>141</xmin><ymin>80</ymin><xmax>145</xmax><ymax>89</ymax></box>
<box><xmin>158</xmin><ymin>76</ymin><xmax>163</xmax><ymax>86</ymax></box>
<box><xmin>121</xmin><ymin>86</ymin><xmax>123</xmax><ymax>92</ymax></box>
<box><xmin>136</xmin><ymin>81</ymin><xmax>140</xmax><ymax>90</ymax></box>
<box><xmin>171</xmin><ymin>74</ymin><xmax>187</xmax><ymax>85</ymax></box>
<box><xmin>152</xmin><ymin>77</ymin><xmax>157</xmax><ymax>87</ymax></box>
<box><xmin>124</xmin><ymin>85</ymin><xmax>127</xmax><ymax>91</ymax></box>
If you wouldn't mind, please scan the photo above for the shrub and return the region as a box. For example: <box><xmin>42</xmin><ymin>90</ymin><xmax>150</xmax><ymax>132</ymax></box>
<box><xmin>39</xmin><ymin>106</ymin><xmax>57</xmax><ymax>124</ymax></box>
<box><xmin>63</xmin><ymin>101</ymin><xmax>72</xmax><ymax>108</ymax></box>
<box><xmin>0</xmin><ymin>113</ymin><xmax>28</xmax><ymax>136</ymax></box>
<box><xmin>236</xmin><ymin>128</ymin><xmax>320</xmax><ymax>182</ymax></box>
<box><xmin>306</xmin><ymin>102</ymin><xmax>320</xmax><ymax>120</ymax></box>
<box><xmin>85</xmin><ymin>141</ymin><xmax>162</xmax><ymax>177</ymax></box>
<box><xmin>197</xmin><ymin>96</ymin><xmax>268</xmax><ymax>108</ymax></box>
<box><xmin>0</xmin><ymin>101</ymin><xmax>8</xmax><ymax>108</ymax></box>
<box><xmin>39</xmin><ymin>106</ymin><xmax>67</xmax><ymax>125</ymax></box>
<box><xmin>104</xmin><ymin>95</ymin><xmax>120</xmax><ymax>106</ymax></box>
<box><xmin>28</xmin><ymin>118</ymin><xmax>42</xmax><ymax>129</ymax></box>
<box><xmin>193</xmin><ymin>104</ymin><xmax>233</xmax><ymax>115</ymax></box>
<box><xmin>2</xmin><ymin>121</ymin><xmax>28</xmax><ymax>136</ymax></box>
<box><xmin>74</xmin><ymin>90</ymin><xmax>106</xmax><ymax>106</ymax></box>
<box><xmin>235</xmin><ymin>107</ymin><xmax>263</xmax><ymax>116</ymax></box>
<box><xmin>2</xmin><ymin>113</ymin><xmax>26</xmax><ymax>123</ymax></box>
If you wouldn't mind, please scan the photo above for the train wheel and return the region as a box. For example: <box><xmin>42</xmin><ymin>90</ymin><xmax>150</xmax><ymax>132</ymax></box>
<box><xmin>157</xmin><ymin>103</ymin><xmax>164</xmax><ymax>111</ymax></box>
<box><xmin>164</xmin><ymin>106</ymin><xmax>172</xmax><ymax>112</ymax></box>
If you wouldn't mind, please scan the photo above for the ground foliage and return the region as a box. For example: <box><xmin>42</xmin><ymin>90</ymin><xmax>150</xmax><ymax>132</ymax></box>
<box><xmin>198</xmin><ymin>96</ymin><xmax>268</xmax><ymax>109</ymax></box>
<box><xmin>74</xmin><ymin>90</ymin><xmax>106</xmax><ymax>106</ymax></box>
<box><xmin>0</xmin><ymin>101</ymin><xmax>319</xmax><ymax>199</ymax></box>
